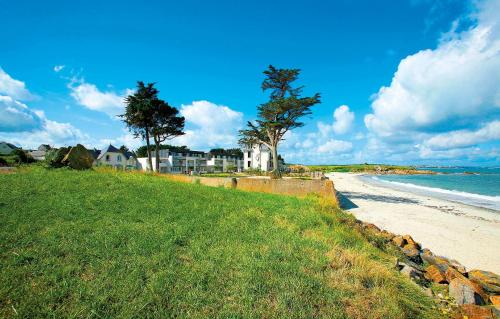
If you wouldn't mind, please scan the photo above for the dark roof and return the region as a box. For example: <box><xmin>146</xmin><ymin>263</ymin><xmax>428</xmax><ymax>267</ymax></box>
<box><xmin>1</xmin><ymin>141</ymin><xmax>19</xmax><ymax>149</ymax></box>
<box><xmin>124</xmin><ymin>151</ymin><xmax>136</xmax><ymax>160</ymax></box>
<box><xmin>88</xmin><ymin>149</ymin><xmax>101</xmax><ymax>160</ymax></box>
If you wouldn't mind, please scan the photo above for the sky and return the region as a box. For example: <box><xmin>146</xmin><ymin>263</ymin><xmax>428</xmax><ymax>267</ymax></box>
<box><xmin>0</xmin><ymin>0</ymin><xmax>499</xmax><ymax>165</ymax></box>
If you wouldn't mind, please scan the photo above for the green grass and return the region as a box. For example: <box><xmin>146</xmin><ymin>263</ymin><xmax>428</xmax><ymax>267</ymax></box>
<box><xmin>0</xmin><ymin>167</ymin><xmax>441</xmax><ymax>318</ymax></box>
<box><xmin>306</xmin><ymin>164</ymin><xmax>414</xmax><ymax>173</ymax></box>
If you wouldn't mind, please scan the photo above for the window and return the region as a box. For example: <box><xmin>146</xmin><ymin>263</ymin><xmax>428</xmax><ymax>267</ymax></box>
<box><xmin>247</xmin><ymin>161</ymin><xmax>251</xmax><ymax>167</ymax></box>
<box><xmin>117</xmin><ymin>155</ymin><xmax>122</xmax><ymax>161</ymax></box>
<box><xmin>105</xmin><ymin>154</ymin><xmax>110</xmax><ymax>161</ymax></box>
<box><xmin>247</xmin><ymin>151</ymin><xmax>251</xmax><ymax>157</ymax></box>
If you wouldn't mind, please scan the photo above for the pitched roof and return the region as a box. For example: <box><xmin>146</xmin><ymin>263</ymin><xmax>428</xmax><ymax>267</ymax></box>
<box><xmin>97</xmin><ymin>144</ymin><xmax>122</xmax><ymax>159</ymax></box>
<box><xmin>88</xmin><ymin>149</ymin><xmax>101</xmax><ymax>160</ymax></box>
<box><xmin>124</xmin><ymin>151</ymin><xmax>136</xmax><ymax>160</ymax></box>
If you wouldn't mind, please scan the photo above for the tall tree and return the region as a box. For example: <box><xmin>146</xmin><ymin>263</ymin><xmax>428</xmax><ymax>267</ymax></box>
<box><xmin>151</xmin><ymin>100</ymin><xmax>185</xmax><ymax>172</ymax></box>
<box><xmin>239</xmin><ymin>65</ymin><xmax>320</xmax><ymax>178</ymax></box>
<box><xmin>121</xmin><ymin>82</ymin><xmax>158</xmax><ymax>171</ymax></box>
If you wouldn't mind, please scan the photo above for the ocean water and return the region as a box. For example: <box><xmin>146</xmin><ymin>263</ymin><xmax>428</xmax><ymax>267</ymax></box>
<box><xmin>363</xmin><ymin>167</ymin><xmax>500</xmax><ymax>211</ymax></box>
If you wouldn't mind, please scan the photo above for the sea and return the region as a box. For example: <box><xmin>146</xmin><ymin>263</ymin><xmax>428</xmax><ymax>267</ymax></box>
<box><xmin>360</xmin><ymin>167</ymin><xmax>500</xmax><ymax>211</ymax></box>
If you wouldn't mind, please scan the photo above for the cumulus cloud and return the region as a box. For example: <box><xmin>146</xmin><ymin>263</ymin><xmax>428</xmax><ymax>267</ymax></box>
<box><xmin>317</xmin><ymin>105</ymin><xmax>355</xmax><ymax>137</ymax></box>
<box><xmin>172</xmin><ymin>100</ymin><xmax>243</xmax><ymax>149</ymax></box>
<box><xmin>0</xmin><ymin>96</ymin><xmax>43</xmax><ymax>132</ymax></box>
<box><xmin>68</xmin><ymin>78</ymin><xmax>131</xmax><ymax>118</ymax></box>
<box><xmin>0</xmin><ymin>67</ymin><xmax>33</xmax><ymax>100</ymax></box>
<box><xmin>363</xmin><ymin>0</ymin><xmax>500</xmax><ymax>162</ymax></box>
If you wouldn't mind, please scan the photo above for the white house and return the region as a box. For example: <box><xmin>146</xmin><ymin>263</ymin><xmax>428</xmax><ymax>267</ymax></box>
<box><xmin>137</xmin><ymin>148</ymin><xmax>243</xmax><ymax>173</ymax></box>
<box><xmin>243</xmin><ymin>144</ymin><xmax>273</xmax><ymax>171</ymax></box>
<box><xmin>92</xmin><ymin>144</ymin><xmax>137</xmax><ymax>169</ymax></box>
<box><xmin>0</xmin><ymin>141</ymin><xmax>19</xmax><ymax>155</ymax></box>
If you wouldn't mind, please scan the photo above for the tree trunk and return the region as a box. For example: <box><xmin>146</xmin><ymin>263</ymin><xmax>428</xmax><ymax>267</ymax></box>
<box><xmin>145</xmin><ymin>129</ymin><xmax>153</xmax><ymax>172</ymax></box>
<box><xmin>270</xmin><ymin>144</ymin><xmax>281</xmax><ymax>179</ymax></box>
<box><xmin>154</xmin><ymin>135</ymin><xmax>161</xmax><ymax>173</ymax></box>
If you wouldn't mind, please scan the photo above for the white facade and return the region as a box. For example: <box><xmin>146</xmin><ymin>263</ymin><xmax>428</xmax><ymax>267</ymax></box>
<box><xmin>139</xmin><ymin>149</ymin><xmax>243</xmax><ymax>173</ymax></box>
<box><xmin>243</xmin><ymin>144</ymin><xmax>273</xmax><ymax>171</ymax></box>
<box><xmin>93</xmin><ymin>145</ymin><xmax>137</xmax><ymax>169</ymax></box>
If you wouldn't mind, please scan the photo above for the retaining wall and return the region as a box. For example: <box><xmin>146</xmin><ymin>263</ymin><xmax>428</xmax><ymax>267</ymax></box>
<box><xmin>160</xmin><ymin>174</ymin><xmax>339</xmax><ymax>206</ymax></box>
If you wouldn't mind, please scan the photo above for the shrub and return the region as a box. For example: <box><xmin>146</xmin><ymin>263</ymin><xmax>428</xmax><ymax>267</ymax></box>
<box><xmin>12</xmin><ymin>149</ymin><xmax>35</xmax><ymax>164</ymax></box>
<box><xmin>0</xmin><ymin>157</ymin><xmax>7</xmax><ymax>167</ymax></box>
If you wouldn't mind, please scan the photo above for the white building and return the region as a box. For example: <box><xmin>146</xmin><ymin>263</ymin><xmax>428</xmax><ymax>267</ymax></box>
<box><xmin>137</xmin><ymin>149</ymin><xmax>243</xmax><ymax>173</ymax></box>
<box><xmin>91</xmin><ymin>144</ymin><xmax>137</xmax><ymax>169</ymax></box>
<box><xmin>243</xmin><ymin>144</ymin><xmax>283</xmax><ymax>172</ymax></box>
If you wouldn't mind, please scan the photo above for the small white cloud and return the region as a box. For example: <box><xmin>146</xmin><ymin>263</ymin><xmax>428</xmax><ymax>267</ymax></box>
<box><xmin>332</xmin><ymin>105</ymin><xmax>355</xmax><ymax>134</ymax></box>
<box><xmin>68</xmin><ymin>79</ymin><xmax>131</xmax><ymax>118</ymax></box>
<box><xmin>0</xmin><ymin>67</ymin><xmax>33</xmax><ymax>100</ymax></box>
<box><xmin>53</xmin><ymin>65</ymin><xmax>65</xmax><ymax>73</ymax></box>
<box><xmin>317</xmin><ymin>139</ymin><xmax>353</xmax><ymax>154</ymax></box>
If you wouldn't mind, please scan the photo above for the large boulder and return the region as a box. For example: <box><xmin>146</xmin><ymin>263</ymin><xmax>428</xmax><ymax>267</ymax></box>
<box><xmin>420</xmin><ymin>250</ymin><xmax>451</xmax><ymax>273</ymax></box>
<box><xmin>46</xmin><ymin>147</ymin><xmax>69</xmax><ymax>168</ymax></box>
<box><xmin>468</xmin><ymin>270</ymin><xmax>500</xmax><ymax>295</ymax></box>
<box><xmin>61</xmin><ymin>144</ymin><xmax>93</xmax><ymax>170</ymax></box>
<box><xmin>402</xmin><ymin>243</ymin><xmax>422</xmax><ymax>263</ymax></box>
<box><xmin>449</xmin><ymin>278</ymin><xmax>485</xmax><ymax>305</ymax></box>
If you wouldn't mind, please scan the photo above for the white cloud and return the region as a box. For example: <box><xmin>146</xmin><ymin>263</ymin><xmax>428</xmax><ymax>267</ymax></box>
<box><xmin>317</xmin><ymin>105</ymin><xmax>355</xmax><ymax>137</ymax></box>
<box><xmin>0</xmin><ymin>67</ymin><xmax>33</xmax><ymax>100</ymax></box>
<box><xmin>362</xmin><ymin>0</ymin><xmax>500</xmax><ymax>163</ymax></box>
<box><xmin>0</xmin><ymin>110</ymin><xmax>88</xmax><ymax>149</ymax></box>
<box><xmin>317</xmin><ymin>139</ymin><xmax>353</xmax><ymax>154</ymax></box>
<box><xmin>424</xmin><ymin>120</ymin><xmax>500</xmax><ymax>150</ymax></box>
<box><xmin>98</xmin><ymin>130</ymin><xmax>142</xmax><ymax>150</ymax></box>
<box><xmin>69</xmin><ymin>79</ymin><xmax>131</xmax><ymax>118</ymax></box>
<box><xmin>173</xmin><ymin>100</ymin><xmax>243</xmax><ymax>149</ymax></box>
<box><xmin>332</xmin><ymin>105</ymin><xmax>355</xmax><ymax>134</ymax></box>
<box><xmin>53</xmin><ymin>65</ymin><xmax>65</xmax><ymax>72</ymax></box>
<box><xmin>0</xmin><ymin>96</ymin><xmax>43</xmax><ymax>132</ymax></box>
<box><xmin>365</xmin><ymin>1</ymin><xmax>500</xmax><ymax>137</ymax></box>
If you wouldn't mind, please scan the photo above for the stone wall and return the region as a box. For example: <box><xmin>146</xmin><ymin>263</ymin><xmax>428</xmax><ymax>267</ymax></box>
<box><xmin>159</xmin><ymin>174</ymin><xmax>339</xmax><ymax>205</ymax></box>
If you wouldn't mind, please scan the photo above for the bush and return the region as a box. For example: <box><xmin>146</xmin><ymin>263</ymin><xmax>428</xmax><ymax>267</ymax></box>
<box><xmin>0</xmin><ymin>157</ymin><xmax>7</xmax><ymax>167</ymax></box>
<box><xmin>46</xmin><ymin>147</ymin><xmax>70</xmax><ymax>168</ymax></box>
<box><xmin>12</xmin><ymin>149</ymin><xmax>35</xmax><ymax>164</ymax></box>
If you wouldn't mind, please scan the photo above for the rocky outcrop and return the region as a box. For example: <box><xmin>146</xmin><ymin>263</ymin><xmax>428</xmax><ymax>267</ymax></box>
<box><xmin>61</xmin><ymin>144</ymin><xmax>94</xmax><ymax>170</ymax></box>
<box><xmin>355</xmin><ymin>219</ymin><xmax>500</xmax><ymax>317</ymax></box>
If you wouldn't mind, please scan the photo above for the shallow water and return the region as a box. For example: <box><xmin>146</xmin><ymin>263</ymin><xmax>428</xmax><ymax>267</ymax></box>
<box><xmin>363</xmin><ymin>167</ymin><xmax>500</xmax><ymax>211</ymax></box>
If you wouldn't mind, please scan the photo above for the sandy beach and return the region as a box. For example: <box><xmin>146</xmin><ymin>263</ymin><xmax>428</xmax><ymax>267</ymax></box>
<box><xmin>328</xmin><ymin>172</ymin><xmax>500</xmax><ymax>274</ymax></box>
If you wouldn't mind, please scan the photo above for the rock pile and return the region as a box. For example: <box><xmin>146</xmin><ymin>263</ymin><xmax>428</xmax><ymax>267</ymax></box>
<box><xmin>46</xmin><ymin>144</ymin><xmax>93</xmax><ymax>170</ymax></box>
<box><xmin>357</xmin><ymin>220</ymin><xmax>500</xmax><ymax>318</ymax></box>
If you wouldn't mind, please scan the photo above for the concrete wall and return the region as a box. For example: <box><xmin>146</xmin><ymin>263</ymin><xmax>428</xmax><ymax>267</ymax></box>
<box><xmin>159</xmin><ymin>174</ymin><xmax>339</xmax><ymax>206</ymax></box>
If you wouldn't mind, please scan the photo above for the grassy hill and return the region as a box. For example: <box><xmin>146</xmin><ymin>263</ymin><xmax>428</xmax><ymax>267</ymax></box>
<box><xmin>0</xmin><ymin>167</ymin><xmax>442</xmax><ymax>318</ymax></box>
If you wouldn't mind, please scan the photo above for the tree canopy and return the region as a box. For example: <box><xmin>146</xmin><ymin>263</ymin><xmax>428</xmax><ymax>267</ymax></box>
<box><xmin>239</xmin><ymin>65</ymin><xmax>320</xmax><ymax>178</ymax></box>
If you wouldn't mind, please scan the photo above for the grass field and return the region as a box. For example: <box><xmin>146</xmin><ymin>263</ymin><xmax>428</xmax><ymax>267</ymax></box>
<box><xmin>0</xmin><ymin>167</ymin><xmax>441</xmax><ymax>318</ymax></box>
<box><xmin>306</xmin><ymin>164</ymin><xmax>414</xmax><ymax>173</ymax></box>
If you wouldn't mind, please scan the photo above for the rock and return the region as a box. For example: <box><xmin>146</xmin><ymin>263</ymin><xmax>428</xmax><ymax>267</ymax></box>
<box><xmin>397</xmin><ymin>260</ymin><xmax>424</xmax><ymax>272</ymax></box>
<box><xmin>392</xmin><ymin>235</ymin><xmax>406</xmax><ymax>248</ymax></box>
<box><xmin>423</xmin><ymin>287</ymin><xmax>433</xmax><ymax>297</ymax></box>
<box><xmin>402</xmin><ymin>235</ymin><xmax>421</xmax><ymax>249</ymax></box>
<box><xmin>402</xmin><ymin>243</ymin><xmax>422</xmax><ymax>263</ymax></box>
<box><xmin>490</xmin><ymin>295</ymin><xmax>500</xmax><ymax>306</ymax></box>
<box><xmin>446</xmin><ymin>267</ymin><xmax>467</xmax><ymax>283</ymax></box>
<box><xmin>46</xmin><ymin>147</ymin><xmax>69</xmax><ymax>168</ymax></box>
<box><xmin>449</xmin><ymin>278</ymin><xmax>485</xmax><ymax>305</ymax></box>
<box><xmin>425</xmin><ymin>265</ymin><xmax>447</xmax><ymax>283</ymax></box>
<box><xmin>449</xmin><ymin>260</ymin><xmax>467</xmax><ymax>274</ymax></box>
<box><xmin>454</xmin><ymin>304</ymin><xmax>494</xmax><ymax>319</ymax></box>
<box><xmin>400</xmin><ymin>264</ymin><xmax>424</xmax><ymax>281</ymax></box>
<box><xmin>468</xmin><ymin>270</ymin><xmax>500</xmax><ymax>295</ymax></box>
<box><xmin>61</xmin><ymin>144</ymin><xmax>93</xmax><ymax>170</ymax></box>
<box><xmin>421</xmin><ymin>251</ymin><xmax>451</xmax><ymax>273</ymax></box>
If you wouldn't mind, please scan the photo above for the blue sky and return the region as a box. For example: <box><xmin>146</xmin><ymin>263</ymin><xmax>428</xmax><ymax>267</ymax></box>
<box><xmin>0</xmin><ymin>0</ymin><xmax>499</xmax><ymax>165</ymax></box>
